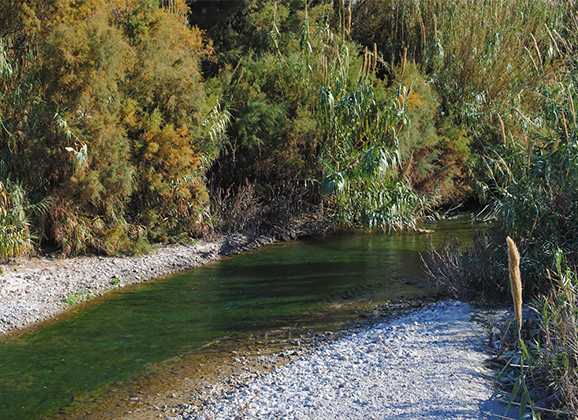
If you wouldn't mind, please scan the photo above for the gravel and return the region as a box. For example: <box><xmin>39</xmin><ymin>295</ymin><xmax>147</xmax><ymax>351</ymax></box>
<box><xmin>0</xmin><ymin>234</ymin><xmax>275</xmax><ymax>335</ymax></box>
<box><xmin>183</xmin><ymin>301</ymin><xmax>505</xmax><ymax>419</ymax></box>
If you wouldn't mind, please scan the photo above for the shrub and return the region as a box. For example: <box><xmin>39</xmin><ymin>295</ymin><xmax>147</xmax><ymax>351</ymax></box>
<box><xmin>0</xmin><ymin>0</ymin><xmax>218</xmax><ymax>255</ymax></box>
<box><xmin>214</xmin><ymin>1</ymin><xmax>436</xmax><ymax>232</ymax></box>
<box><xmin>423</xmin><ymin>233</ymin><xmax>508</xmax><ymax>302</ymax></box>
<box><xmin>392</xmin><ymin>63</ymin><xmax>472</xmax><ymax>203</ymax></box>
<box><xmin>0</xmin><ymin>180</ymin><xmax>32</xmax><ymax>260</ymax></box>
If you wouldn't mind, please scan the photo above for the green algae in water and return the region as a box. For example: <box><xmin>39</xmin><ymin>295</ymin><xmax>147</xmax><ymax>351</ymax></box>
<box><xmin>0</xmin><ymin>219</ymin><xmax>479</xmax><ymax>419</ymax></box>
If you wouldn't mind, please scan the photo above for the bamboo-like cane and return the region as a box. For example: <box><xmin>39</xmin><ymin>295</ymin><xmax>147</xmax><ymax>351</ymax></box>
<box><xmin>347</xmin><ymin>1</ymin><xmax>352</xmax><ymax>36</ymax></box>
<box><xmin>506</xmin><ymin>236</ymin><xmax>523</xmax><ymax>340</ymax></box>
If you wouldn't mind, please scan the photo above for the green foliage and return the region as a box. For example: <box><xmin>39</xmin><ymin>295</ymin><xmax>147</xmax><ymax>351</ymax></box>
<box><xmin>353</xmin><ymin>0</ymin><xmax>574</xmax><ymax>209</ymax></box>
<box><xmin>215</xmin><ymin>1</ymin><xmax>435</xmax><ymax>231</ymax></box>
<box><xmin>353</xmin><ymin>0</ymin><xmax>571</xmax><ymax>131</ymax></box>
<box><xmin>218</xmin><ymin>7</ymin><xmax>327</xmax><ymax>187</ymax></box>
<box><xmin>0</xmin><ymin>179</ymin><xmax>32</xmax><ymax>260</ymax></box>
<box><xmin>209</xmin><ymin>0</ymin><xmax>305</xmax><ymax>63</ymax></box>
<box><xmin>316</xmin><ymin>57</ymin><xmax>424</xmax><ymax>230</ymax></box>
<box><xmin>110</xmin><ymin>276</ymin><xmax>121</xmax><ymax>287</ymax></box>
<box><xmin>481</xmin><ymin>58</ymin><xmax>578</xmax><ymax>292</ymax></box>
<box><xmin>64</xmin><ymin>291</ymin><xmax>92</xmax><ymax>307</ymax></box>
<box><xmin>0</xmin><ymin>0</ymin><xmax>574</xmax><ymax>260</ymax></box>
<box><xmin>429</xmin><ymin>24</ymin><xmax>577</xmax><ymax>411</ymax></box>
<box><xmin>532</xmin><ymin>253</ymin><xmax>578</xmax><ymax>414</ymax></box>
<box><xmin>493</xmin><ymin>253</ymin><xmax>578</xmax><ymax>417</ymax></box>
<box><xmin>393</xmin><ymin>63</ymin><xmax>472</xmax><ymax>202</ymax></box>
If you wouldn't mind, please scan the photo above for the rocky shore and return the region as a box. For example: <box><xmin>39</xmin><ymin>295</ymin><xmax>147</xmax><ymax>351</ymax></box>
<box><xmin>0</xmin><ymin>234</ymin><xmax>275</xmax><ymax>336</ymax></box>
<box><xmin>171</xmin><ymin>301</ymin><xmax>506</xmax><ymax>419</ymax></box>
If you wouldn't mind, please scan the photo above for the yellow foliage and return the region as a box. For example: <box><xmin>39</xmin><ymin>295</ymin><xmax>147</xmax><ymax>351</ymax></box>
<box><xmin>1</xmin><ymin>0</ymin><xmax>215</xmax><ymax>254</ymax></box>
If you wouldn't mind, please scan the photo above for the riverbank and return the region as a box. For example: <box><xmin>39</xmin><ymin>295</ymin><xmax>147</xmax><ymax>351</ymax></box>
<box><xmin>144</xmin><ymin>301</ymin><xmax>509</xmax><ymax>419</ymax></box>
<box><xmin>0</xmin><ymin>234</ymin><xmax>276</xmax><ymax>336</ymax></box>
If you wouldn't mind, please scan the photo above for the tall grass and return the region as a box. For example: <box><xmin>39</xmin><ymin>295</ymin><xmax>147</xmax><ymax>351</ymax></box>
<box><xmin>353</xmin><ymin>0</ymin><xmax>573</xmax><ymax>140</ymax></box>
<box><xmin>423</xmin><ymin>233</ymin><xmax>508</xmax><ymax>301</ymax></box>
<box><xmin>481</xmin><ymin>41</ymin><xmax>578</xmax><ymax>294</ymax></box>
<box><xmin>537</xmin><ymin>254</ymin><xmax>578</xmax><ymax>414</ymax></box>
<box><xmin>217</xmin><ymin>2</ymin><xmax>431</xmax><ymax>232</ymax></box>
<box><xmin>495</xmin><ymin>252</ymin><xmax>578</xmax><ymax>418</ymax></box>
<box><xmin>423</xmin><ymin>26</ymin><xmax>577</xmax><ymax>410</ymax></box>
<box><xmin>425</xmin><ymin>236</ymin><xmax>577</xmax><ymax>416</ymax></box>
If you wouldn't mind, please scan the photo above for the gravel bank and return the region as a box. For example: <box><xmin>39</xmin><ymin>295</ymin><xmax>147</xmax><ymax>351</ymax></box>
<box><xmin>0</xmin><ymin>234</ymin><xmax>275</xmax><ymax>336</ymax></box>
<box><xmin>181</xmin><ymin>301</ymin><xmax>504</xmax><ymax>419</ymax></box>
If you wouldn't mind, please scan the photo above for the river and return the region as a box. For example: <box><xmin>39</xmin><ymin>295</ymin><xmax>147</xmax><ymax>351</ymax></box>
<box><xmin>0</xmin><ymin>218</ymin><xmax>480</xmax><ymax>419</ymax></box>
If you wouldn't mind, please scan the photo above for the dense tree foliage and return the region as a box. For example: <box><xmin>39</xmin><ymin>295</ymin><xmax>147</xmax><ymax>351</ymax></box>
<box><xmin>0</xmin><ymin>0</ymin><xmax>575</xmax><ymax>263</ymax></box>
<box><xmin>0</xmin><ymin>0</ymin><xmax>223</xmax><ymax>255</ymax></box>
<box><xmin>210</xmin><ymin>1</ymin><xmax>475</xmax><ymax>232</ymax></box>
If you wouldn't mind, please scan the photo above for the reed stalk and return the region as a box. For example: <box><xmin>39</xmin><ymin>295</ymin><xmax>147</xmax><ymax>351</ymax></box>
<box><xmin>506</xmin><ymin>236</ymin><xmax>523</xmax><ymax>340</ymax></box>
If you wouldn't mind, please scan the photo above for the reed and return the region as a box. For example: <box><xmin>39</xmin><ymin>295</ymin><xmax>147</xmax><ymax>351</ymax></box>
<box><xmin>506</xmin><ymin>236</ymin><xmax>523</xmax><ymax>340</ymax></box>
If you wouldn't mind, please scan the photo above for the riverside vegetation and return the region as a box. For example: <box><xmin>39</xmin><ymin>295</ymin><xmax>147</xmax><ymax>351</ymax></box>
<box><xmin>0</xmin><ymin>0</ymin><xmax>577</xmax><ymax>417</ymax></box>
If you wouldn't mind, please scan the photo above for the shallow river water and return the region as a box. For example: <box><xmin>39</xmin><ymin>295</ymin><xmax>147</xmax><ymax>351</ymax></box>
<box><xmin>0</xmin><ymin>218</ymin><xmax>480</xmax><ymax>419</ymax></box>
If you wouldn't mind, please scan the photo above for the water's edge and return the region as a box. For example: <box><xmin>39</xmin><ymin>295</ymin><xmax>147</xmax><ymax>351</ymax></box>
<box><xmin>71</xmin><ymin>299</ymin><xmax>434</xmax><ymax>419</ymax></box>
<box><xmin>181</xmin><ymin>301</ymin><xmax>506</xmax><ymax>419</ymax></box>
<box><xmin>0</xmin><ymin>234</ymin><xmax>277</xmax><ymax>337</ymax></box>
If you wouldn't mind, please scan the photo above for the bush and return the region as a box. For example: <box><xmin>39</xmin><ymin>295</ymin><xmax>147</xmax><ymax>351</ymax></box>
<box><xmin>393</xmin><ymin>63</ymin><xmax>472</xmax><ymax>203</ymax></box>
<box><xmin>0</xmin><ymin>180</ymin><xmax>32</xmax><ymax>260</ymax></box>
<box><xmin>0</xmin><ymin>0</ymin><xmax>219</xmax><ymax>255</ymax></box>
<box><xmin>214</xmin><ymin>1</ymin><xmax>441</xmax><ymax>232</ymax></box>
<box><xmin>423</xmin><ymin>233</ymin><xmax>508</xmax><ymax>302</ymax></box>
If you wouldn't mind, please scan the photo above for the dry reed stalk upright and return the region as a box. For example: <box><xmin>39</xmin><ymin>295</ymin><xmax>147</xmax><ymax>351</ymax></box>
<box><xmin>506</xmin><ymin>236</ymin><xmax>523</xmax><ymax>340</ymax></box>
<box><xmin>347</xmin><ymin>0</ymin><xmax>352</xmax><ymax>36</ymax></box>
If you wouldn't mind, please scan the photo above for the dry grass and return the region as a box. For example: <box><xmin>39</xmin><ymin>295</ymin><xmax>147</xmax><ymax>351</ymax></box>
<box><xmin>422</xmin><ymin>233</ymin><xmax>508</xmax><ymax>302</ymax></box>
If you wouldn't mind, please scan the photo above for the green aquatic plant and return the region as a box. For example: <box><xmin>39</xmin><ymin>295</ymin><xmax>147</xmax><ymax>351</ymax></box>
<box><xmin>64</xmin><ymin>291</ymin><xmax>92</xmax><ymax>307</ymax></box>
